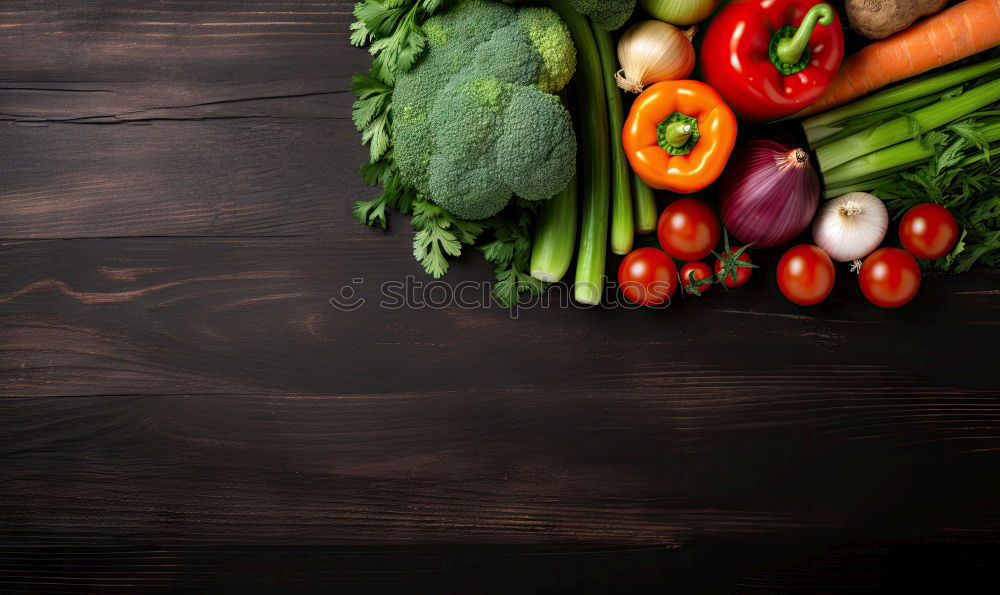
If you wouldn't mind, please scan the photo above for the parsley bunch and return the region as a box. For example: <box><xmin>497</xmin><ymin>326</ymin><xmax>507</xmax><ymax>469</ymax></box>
<box><xmin>873</xmin><ymin>129</ymin><xmax>1000</xmax><ymax>272</ymax></box>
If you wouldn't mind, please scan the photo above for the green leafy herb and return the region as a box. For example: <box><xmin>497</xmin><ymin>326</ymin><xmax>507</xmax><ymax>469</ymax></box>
<box><xmin>350</xmin><ymin>74</ymin><xmax>393</xmax><ymax>162</ymax></box>
<box><xmin>350</xmin><ymin>0</ymin><xmax>450</xmax><ymax>84</ymax></box>
<box><xmin>353</xmin><ymin>156</ymin><xmax>416</xmax><ymax>229</ymax></box>
<box><xmin>872</xmin><ymin>124</ymin><xmax>1000</xmax><ymax>272</ymax></box>
<box><xmin>480</xmin><ymin>200</ymin><xmax>547</xmax><ymax>308</ymax></box>
<box><xmin>411</xmin><ymin>199</ymin><xmax>485</xmax><ymax>278</ymax></box>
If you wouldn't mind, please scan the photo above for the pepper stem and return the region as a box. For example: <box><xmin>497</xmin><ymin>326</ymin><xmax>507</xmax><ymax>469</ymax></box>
<box><xmin>775</xmin><ymin>4</ymin><xmax>834</xmax><ymax>67</ymax></box>
<box><xmin>664</xmin><ymin>122</ymin><xmax>692</xmax><ymax>147</ymax></box>
<box><xmin>656</xmin><ymin>112</ymin><xmax>701</xmax><ymax>156</ymax></box>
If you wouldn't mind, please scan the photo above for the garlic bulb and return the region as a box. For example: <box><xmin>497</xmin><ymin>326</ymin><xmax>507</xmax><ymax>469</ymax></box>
<box><xmin>615</xmin><ymin>21</ymin><xmax>696</xmax><ymax>94</ymax></box>
<box><xmin>812</xmin><ymin>192</ymin><xmax>889</xmax><ymax>262</ymax></box>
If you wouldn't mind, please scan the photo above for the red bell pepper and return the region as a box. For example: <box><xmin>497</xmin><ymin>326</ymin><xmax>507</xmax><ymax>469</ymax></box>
<box><xmin>701</xmin><ymin>1</ymin><xmax>844</xmax><ymax>122</ymax></box>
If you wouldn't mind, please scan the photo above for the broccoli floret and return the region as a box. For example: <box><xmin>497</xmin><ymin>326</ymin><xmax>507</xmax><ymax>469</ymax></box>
<box><xmin>567</xmin><ymin>0</ymin><xmax>637</xmax><ymax>31</ymax></box>
<box><xmin>392</xmin><ymin>0</ymin><xmax>577</xmax><ymax>220</ymax></box>
<box><xmin>497</xmin><ymin>87</ymin><xmax>576</xmax><ymax>201</ymax></box>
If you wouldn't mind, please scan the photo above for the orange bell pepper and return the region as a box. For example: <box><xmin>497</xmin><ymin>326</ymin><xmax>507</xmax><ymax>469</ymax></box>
<box><xmin>623</xmin><ymin>80</ymin><xmax>738</xmax><ymax>194</ymax></box>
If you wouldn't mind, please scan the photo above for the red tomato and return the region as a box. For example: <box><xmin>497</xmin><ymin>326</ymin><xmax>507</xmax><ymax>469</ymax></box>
<box><xmin>859</xmin><ymin>248</ymin><xmax>921</xmax><ymax>308</ymax></box>
<box><xmin>713</xmin><ymin>247</ymin><xmax>754</xmax><ymax>288</ymax></box>
<box><xmin>618</xmin><ymin>248</ymin><xmax>678</xmax><ymax>307</ymax></box>
<box><xmin>680</xmin><ymin>262</ymin><xmax>714</xmax><ymax>296</ymax></box>
<box><xmin>777</xmin><ymin>245</ymin><xmax>835</xmax><ymax>306</ymax></box>
<box><xmin>657</xmin><ymin>198</ymin><xmax>721</xmax><ymax>261</ymax></box>
<box><xmin>899</xmin><ymin>203</ymin><xmax>959</xmax><ymax>260</ymax></box>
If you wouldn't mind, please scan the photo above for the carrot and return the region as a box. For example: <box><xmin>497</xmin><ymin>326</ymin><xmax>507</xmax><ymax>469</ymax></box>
<box><xmin>793</xmin><ymin>0</ymin><xmax>1000</xmax><ymax>118</ymax></box>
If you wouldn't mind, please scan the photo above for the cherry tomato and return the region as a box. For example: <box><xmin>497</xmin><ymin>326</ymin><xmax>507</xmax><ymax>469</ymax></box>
<box><xmin>859</xmin><ymin>247</ymin><xmax>921</xmax><ymax>308</ymax></box>
<box><xmin>713</xmin><ymin>246</ymin><xmax>754</xmax><ymax>288</ymax></box>
<box><xmin>899</xmin><ymin>203</ymin><xmax>959</xmax><ymax>260</ymax></box>
<box><xmin>657</xmin><ymin>198</ymin><xmax>721</xmax><ymax>261</ymax></box>
<box><xmin>777</xmin><ymin>244</ymin><xmax>835</xmax><ymax>306</ymax></box>
<box><xmin>680</xmin><ymin>262</ymin><xmax>714</xmax><ymax>296</ymax></box>
<box><xmin>618</xmin><ymin>247</ymin><xmax>678</xmax><ymax>307</ymax></box>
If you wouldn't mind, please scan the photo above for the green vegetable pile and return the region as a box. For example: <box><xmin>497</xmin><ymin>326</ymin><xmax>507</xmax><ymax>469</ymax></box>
<box><xmin>804</xmin><ymin>54</ymin><xmax>1000</xmax><ymax>271</ymax></box>
<box><xmin>351</xmin><ymin>0</ymin><xmax>579</xmax><ymax>305</ymax></box>
<box><xmin>392</xmin><ymin>1</ymin><xmax>577</xmax><ymax>219</ymax></box>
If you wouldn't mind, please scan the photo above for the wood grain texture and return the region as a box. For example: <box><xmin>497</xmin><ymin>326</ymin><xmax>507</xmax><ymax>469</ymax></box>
<box><xmin>1</xmin><ymin>0</ymin><xmax>999</xmax><ymax>592</ymax></box>
<box><xmin>0</xmin><ymin>0</ymin><xmax>363</xmax><ymax>239</ymax></box>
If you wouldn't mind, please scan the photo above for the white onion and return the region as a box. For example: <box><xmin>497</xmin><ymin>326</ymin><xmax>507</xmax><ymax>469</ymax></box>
<box><xmin>640</xmin><ymin>0</ymin><xmax>720</xmax><ymax>26</ymax></box>
<box><xmin>812</xmin><ymin>192</ymin><xmax>889</xmax><ymax>262</ymax></box>
<box><xmin>615</xmin><ymin>21</ymin><xmax>696</xmax><ymax>94</ymax></box>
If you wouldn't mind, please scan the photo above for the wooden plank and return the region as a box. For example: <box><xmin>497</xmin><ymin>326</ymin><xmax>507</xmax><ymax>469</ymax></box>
<box><xmin>0</xmin><ymin>0</ymin><xmax>367</xmax><ymax>239</ymax></box>
<box><xmin>0</xmin><ymin>541</ymin><xmax>996</xmax><ymax>593</ymax></box>
<box><xmin>0</xmin><ymin>118</ymin><xmax>376</xmax><ymax>239</ymax></box>
<box><xmin>1</xmin><ymin>238</ymin><xmax>997</xmax><ymax>547</ymax></box>
<box><xmin>2</xmin><ymin>386</ymin><xmax>999</xmax><ymax>543</ymax></box>
<box><xmin>2</xmin><ymin>238</ymin><xmax>998</xmax><ymax>397</ymax></box>
<box><xmin>2</xmin><ymin>0</ymin><xmax>999</xmax><ymax>587</ymax></box>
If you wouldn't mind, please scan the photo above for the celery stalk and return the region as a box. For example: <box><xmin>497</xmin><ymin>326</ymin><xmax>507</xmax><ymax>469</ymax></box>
<box><xmin>530</xmin><ymin>174</ymin><xmax>578</xmax><ymax>282</ymax></box>
<box><xmin>824</xmin><ymin>143</ymin><xmax>1000</xmax><ymax>198</ymax></box>
<box><xmin>816</xmin><ymin>77</ymin><xmax>1000</xmax><ymax>172</ymax></box>
<box><xmin>803</xmin><ymin>56</ymin><xmax>1000</xmax><ymax>139</ymax></box>
<box><xmin>822</xmin><ymin>118</ymin><xmax>1000</xmax><ymax>188</ymax></box>
<box><xmin>549</xmin><ymin>0</ymin><xmax>609</xmax><ymax>305</ymax></box>
<box><xmin>806</xmin><ymin>87</ymin><xmax>959</xmax><ymax>148</ymax></box>
<box><xmin>631</xmin><ymin>173</ymin><xmax>657</xmax><ymax>234</ymax></box>
<box><xmin>593</xmin><ymin>26</ymin><xmax>634</xmax><ymax>255</ymax></box>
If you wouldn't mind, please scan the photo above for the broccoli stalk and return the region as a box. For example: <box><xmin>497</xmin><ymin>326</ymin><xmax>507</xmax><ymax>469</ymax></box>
<box><xmin>549</xmin><ymin>0</ymin><xmax>610</xmax><ymax>305</ymax></box>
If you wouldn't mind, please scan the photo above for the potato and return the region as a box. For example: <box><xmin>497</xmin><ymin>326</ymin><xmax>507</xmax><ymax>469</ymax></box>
<box><xmin>846</xmin><ymin>0</ymin><xmax>948</xmax><ymax>39</ymax></box>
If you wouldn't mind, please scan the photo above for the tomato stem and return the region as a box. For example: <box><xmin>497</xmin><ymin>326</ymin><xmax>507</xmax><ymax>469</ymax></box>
<box><xmin>712</xmin><ymin>230</ymin><xmax>759</xmax><ymax>286</ymax></box>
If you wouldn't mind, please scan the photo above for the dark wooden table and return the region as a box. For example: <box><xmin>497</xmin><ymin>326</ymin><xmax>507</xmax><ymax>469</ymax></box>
<box><xmin>2</xmin><ymin>1</ymin><xmax>998</xmax><ymax>592</ymax></box>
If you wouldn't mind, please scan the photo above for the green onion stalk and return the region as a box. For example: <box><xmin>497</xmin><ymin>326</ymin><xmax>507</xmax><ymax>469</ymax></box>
<box><xmin>593</xmin><ymin>25</ymin><xmax>634</xmax><ymax>255</ymax></box>
<box><xmin>550</xmin><ymin>0</ymin><xmax>610</xmax><ymax>305</ymax></box>
<box><xmin>803</xmin><ymin>56</ymin><xmax>1000</xmax><ymax>146</ymax></box>
<box><xmin>815</xmin><ymin>76</ymin><xmax>1000</xmax><ymax>172</ymax></box>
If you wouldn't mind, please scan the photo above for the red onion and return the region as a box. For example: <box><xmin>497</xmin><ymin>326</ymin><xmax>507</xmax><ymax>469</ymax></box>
<box><xmin>719</xmin><ymin>140</ymin><xmax>820</xmax><ymax>249</ymax></box>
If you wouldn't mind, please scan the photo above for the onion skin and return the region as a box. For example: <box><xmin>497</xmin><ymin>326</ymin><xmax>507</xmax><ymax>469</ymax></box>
<box><xmin>640</xmin><ymin>0</ymin><xmax>720</xmax><ymax>26</ymax></box>
<box><xmin>719</xmin><ymin>141</ymin><xmax>820</xmax><ymax>249</ymax></box>
<box><xmin>615</xmin><ymin>21</ymin><xmax>696</xmax><ymax>94</ymax></box>
<box><xmin>812</xmin><ymin>192</ymin><xmax>888</xmax><ymax>262</ymax></box>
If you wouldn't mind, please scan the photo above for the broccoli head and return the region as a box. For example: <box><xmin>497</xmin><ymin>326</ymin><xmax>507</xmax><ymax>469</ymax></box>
<box><xmin>568</xmin><ymin>0</ymin><xmax>637</xmax><ymax>31</ymax></box>
<box><xmin>391</xmin><ymin>0</ymin><xmax>577</xmax><ymax>220</ymax></box>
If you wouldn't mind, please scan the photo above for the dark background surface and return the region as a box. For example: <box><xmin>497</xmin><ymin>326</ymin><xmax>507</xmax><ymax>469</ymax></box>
<box><xmin>1</xmin><ymin>1</ymin><xmax>998</xmax><ymax>592</ymax></box>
